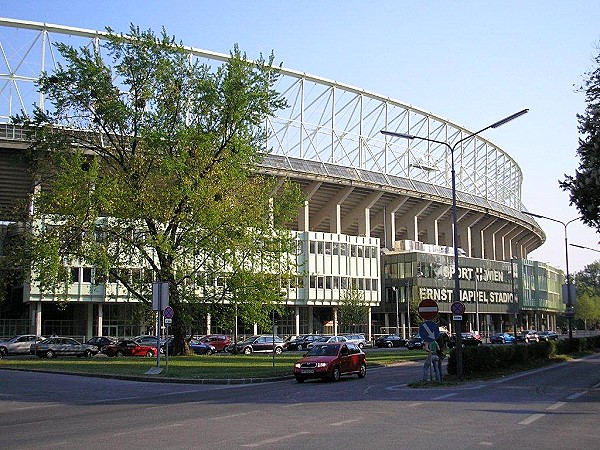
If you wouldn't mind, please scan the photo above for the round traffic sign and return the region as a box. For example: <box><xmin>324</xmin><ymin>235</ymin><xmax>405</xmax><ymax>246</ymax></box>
<box><xmin>451</xmin><ymin>301</ymin><xmax>465</xmax><ymax>315</ymax></box>
<box><xmin>418</xmin><ymin>299</ymin><xmax>439</xmax><ymax>320</ymax></box>
<box><xmin>163</xmin><ymin>306</ymin><xmax>174</xmax><ymax>319</ymax></box>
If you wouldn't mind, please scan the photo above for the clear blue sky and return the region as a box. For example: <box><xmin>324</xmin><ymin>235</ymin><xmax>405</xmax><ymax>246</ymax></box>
<box><xmin>2</xmin><ymin>0</ymin><xmax>600</xmax><ymax>273</ymax></box>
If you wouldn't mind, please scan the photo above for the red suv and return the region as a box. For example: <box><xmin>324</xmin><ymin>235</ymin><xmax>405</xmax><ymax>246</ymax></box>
<box><xmin>293</xmin><ymin>342</ymin><xmax>367</xmax><ymax>383</ymax></box>
<box><xmin>198</xmin><ymin>335</ymin><xmax>231</xmax><ymax>352</ymax></box>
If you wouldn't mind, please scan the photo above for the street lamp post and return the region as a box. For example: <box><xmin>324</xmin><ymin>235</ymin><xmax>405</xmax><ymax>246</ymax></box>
<box><xmin>521</xmin><ymin>211</ymin><xmax>579</xmax><ymax>338</ymax></box>
<box><xmin>392</xmin><ymin>286</ymin><xmax>400</xmax><ymax>336</ymax></box>
<box><xmin>381</xmin><ymin>109</ymin><xmax>528</xmax><ymax>380</ymax></box>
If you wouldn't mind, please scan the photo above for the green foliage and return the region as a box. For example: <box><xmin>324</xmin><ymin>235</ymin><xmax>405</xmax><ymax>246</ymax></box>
<box><xmin>573</xmin><ymin>262</ymin><xmax>600</xmax><ymax>328</ymax></box>
<box><xmin>447</xmin><ymin>337</ymin><xmax>600</xmax><ymax>376</ymax></box>
<box><xmin>8</xmin><ymin>24</ymin><xmax>303</xmax><ymax>353</ymax></box>
<box><xmin>338</xmin><ymin>284</ymin><xmax>369</xmax><ymax>332</ymax></box>
<box><xmin>560</xmin><ymin>48</ymin><xmax>600</xmax><ymax>230</ymax></box>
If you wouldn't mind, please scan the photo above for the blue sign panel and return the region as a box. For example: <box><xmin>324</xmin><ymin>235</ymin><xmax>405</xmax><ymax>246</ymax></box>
<box><xmin>419</xmin><ymin>321</ymin><xmax>440</xmax><ymax>342</ymax></box>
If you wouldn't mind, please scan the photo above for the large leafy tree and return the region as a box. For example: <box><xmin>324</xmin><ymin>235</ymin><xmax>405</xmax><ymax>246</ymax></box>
<box><xmin>11</xmin><ymin>25</ymin><xmax>303</xmax><ymax>354</ymax></box>
<box><xmin>573</xmin><ymin>261</ymin><xmax>600</xmax><ymax>329</ymax></box>
<box><xmin>560</xmin><ymin>48</ymin><xmax>600</xmax><ymax>233</ymax></box>
<box><xmin>338</xmin><ymin>284</ymin><xmax>369</xmax><ymax>333</ymax></box>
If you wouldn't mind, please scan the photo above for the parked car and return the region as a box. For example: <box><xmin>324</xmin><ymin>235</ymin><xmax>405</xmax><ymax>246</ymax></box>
<box><xmin>293</xmin><ymin>342</ymin><xmax>366</xmax><ymax>383</ymax></box>
<box><xmin>32</xmin><ymin>337</ymin><xmax>98</xmax><ymax>358</ymax></box>
<box><xmin>84</xmin><ymin>336</ymin><xmax>117</xmax><ymax>352</ymax></box>
<box><xmin>538</xmin><ymin>330</ymin><xmax>559</xmax><ymax>341</ymax></box>
<box><xmin>188</xmin><ymin>339</ymin><xmax>216</xmax><ymax>355</ymax></box>
<box><xmin>226</xmin><ymin>335</ymin><xmax>285</xmax><ymax>354</ymax></box>
<box><xmin>405</xmin><ymin>336</ymin><xmax>425</xmax><ymax>350</ymax></box>
<box><xmin>0</xmin><ymin>334</ymin><xmax>45</xmax><ymax>355</ymax></box>
<box><xmin>342</xmin><ymin>334</ymin><xmax>367</xmax><ymax>349</ymax></box>
<box><xmin>196</xmin><ymin>334</ymin><xmax>231</xmax><ymax>352</ymax></box>
<box><xmin>101</xmin><ymin>340</ymin><xmax>157</xmax><ymax>357</ymax></box>
<box><xmin>490</xmin><ymin>332</ymin><xmax>516</xmax><ymax>344</ymax></box>
<box><xmin>374</xmin><ymin>334</ymin><xmax>407</xmax><ymax>348</ymax></box>
<box><xmin>306</xmin><ymin>335</ymin><xmax>349</xmax><ymax>349</ymax></box>
<box><xmin>284</xmin><ymin>334</ymin><xmax>323</xmax><ymax>351</ymax></box>
<box><xmin>133</xmin><ymin>335</ymin><xmax>164</xmax><ymax>346</ymax></box>
<box><xmin>448</xmin><ymin>332</ymin><xmax>483</xmax><ymax>348</ymax></box>
<box><xmin>516</xmin><ymin>330</ymin><xmax>539</xmax><ymax>343</ymax></box>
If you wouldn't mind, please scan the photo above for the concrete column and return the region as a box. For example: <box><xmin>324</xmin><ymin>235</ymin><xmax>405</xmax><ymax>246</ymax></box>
<box><xmin>206</xmin><ymin>313</ymin><xmax>211</xmax><ymax>335</ymax></box>
<box><xmin>253</xmin><ymin>323</ymin><xmax>258</xmax><ymax>335</ymax></box>
<box><xmin>35</xmin><ymin>303</ymin><xmax>42</xmax><ymax>336</ymax></box>
<box><xmin>333</xmin><ymin>307</ymin><xmax>338</xmax><ymax>335</ymax></box>
<box><xmin>97</xmin><ymin>303</ymin><xmax>103</xmax><ymax>336</ymax></box>
<box><xmin>308</xmin><ymin>306</ymin><xmax>314</xmax><ymax>333</ymax></box>
<box><xmin>367</xmin><ymin>308</ymin><xmax>372</xmax><ymax>341</ymax></box>
<box><xmin>298</xmin><ymin>200</ymin><xmax>310</xmax><ymax>231</ymax></box>
<box><xmin>295</xmin><ymin>306</ymin><xmax>300</xmax><ymax>337</ymax></box>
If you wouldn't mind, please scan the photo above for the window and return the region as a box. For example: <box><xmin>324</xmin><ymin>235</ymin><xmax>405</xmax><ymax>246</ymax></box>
<box><xmin>340</xmin><ymin>243</ymin><xmax>347</xmax><ymax>256</ymax></box>
<box><xmin>326</xmin><ymin>276</ymin><xmax>332</xmax><ymax>289</ymax></box>
<box><xmin>82</xmin><ymin>267</ymin><xmax>92</xmax><ymax>283</ymax></box>
<box><xmin>310</xmin><ymin>241</ymin><xmax>317</xmax><ymax>254</ymax></box>
<box><xmin>317</xmin><ymin>276</ymin><xmax>324</xmax><ymax>289</ymax></box>
<box><xmin>71</xmin><ymin>267</ymin><xmax>80</xmax><ymax>283</ymax></box>
<box><xmin>350</xmin><ymin>245</ymin><xmax>357</xmax><ymax>257</ymax></box>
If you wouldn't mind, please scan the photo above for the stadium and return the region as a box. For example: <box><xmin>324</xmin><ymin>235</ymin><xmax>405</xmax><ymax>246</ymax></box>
<box><xmin>0</xmin><ymin>17</ymin><xmax>564</xmax><ymax>341</ymax></box>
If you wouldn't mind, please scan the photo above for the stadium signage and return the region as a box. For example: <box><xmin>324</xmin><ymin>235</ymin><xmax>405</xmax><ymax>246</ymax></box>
<box><xmin>418</xmin><ymin>287</ymin><xmax>515</xmax><ymax>304</ymax></box>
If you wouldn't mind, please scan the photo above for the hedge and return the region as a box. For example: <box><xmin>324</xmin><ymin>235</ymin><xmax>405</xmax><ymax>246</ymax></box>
<box><xmin>446</xmin><ymin>335</ymin><xmax>600</xmax><ymax>376</ymax></box>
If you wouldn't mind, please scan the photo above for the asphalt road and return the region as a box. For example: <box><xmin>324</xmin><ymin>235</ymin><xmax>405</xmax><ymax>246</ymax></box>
<box><xmin>1</xmin><ymin>354</ymin><xmax>599</xmax><ymax>449</ymax></box>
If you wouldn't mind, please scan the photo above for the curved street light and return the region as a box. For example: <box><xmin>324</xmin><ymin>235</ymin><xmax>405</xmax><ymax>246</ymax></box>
<box><xmin>381</xmin><ymin>108</ymin><xmax>528</xmax><ymax>380</ymax></box>
<box><xmin>521</xmin><ymin>211</ymin><xmax>579</xmax><ymax>338</ymax></box>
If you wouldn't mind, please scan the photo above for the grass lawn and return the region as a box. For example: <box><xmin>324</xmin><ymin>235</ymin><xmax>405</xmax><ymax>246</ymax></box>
<box><xmin>0</xmin><ymin>349</ymin><xmax>428</xmax><ymax>380</ymax></box>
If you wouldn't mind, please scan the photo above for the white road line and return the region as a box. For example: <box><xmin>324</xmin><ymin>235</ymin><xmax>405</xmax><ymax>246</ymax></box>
<box><xmin>432</xmin><ymin>393</ymin><xmax>457</xmax><ymax>401</ymax></box>
<box><xmin>567</xmin><ymin>391</ymin><xmax>587</xmax><ymax>400</ymax></box>
<box><xmin>330</xmin><ymin>418</ymin><xmax>362</xmax><ymax>427</ymax></box>
<box><xmin>242</xmin><ymin>431</ymin><xmax>310</xmax><ymax>447</ymax></box>
<box><xmin>518</xmin><ymin>413</ymin><xmax>545</xmax><ymax>425</ymax></box>
<box><xmin>208</xmin><ymin>410</ymin><xmax>262</xmax><ymax>420</ymax></box>
<box><xmin>546</xmin><ymin>402</ymin><xmax>565</xmax><ymax>411</ymax></box>
<box><xmin>407</xmin><ymin>402</ymin><xmax>423</xmax><ymax>407</ymax></box>
<box><xmin>282</xmin><ymin>403</ymin><xmax>303</xmax><ymax>408</ymax></box>
<box><xmin>477</xmin><ymin>442</ymin><xmax>494</xmax><ymax>446</ymax></box>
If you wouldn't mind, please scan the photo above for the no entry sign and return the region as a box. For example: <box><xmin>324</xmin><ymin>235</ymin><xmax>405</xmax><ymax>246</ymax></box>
<box><xmin>418</xmin><ymin>299</ymin><xmax>439</xmax><ymax>320</ymax></box>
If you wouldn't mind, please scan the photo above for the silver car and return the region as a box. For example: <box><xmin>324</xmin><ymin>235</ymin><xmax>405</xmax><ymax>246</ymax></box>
<box><xmin>0</xmin><ymin>334</ymin><xmax>45</xmax><ymax>355</ymax></box>
<box><xmin>32</xmin><ymin>337</ymin><xmax>98</xmax><ymax>358</ymax></box>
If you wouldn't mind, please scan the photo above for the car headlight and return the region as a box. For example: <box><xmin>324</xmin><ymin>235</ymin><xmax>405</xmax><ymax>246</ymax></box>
<box><xmin>294</xmin><ymin>363</ymin><xmax>302</xmax><ymax>369</ymax></box>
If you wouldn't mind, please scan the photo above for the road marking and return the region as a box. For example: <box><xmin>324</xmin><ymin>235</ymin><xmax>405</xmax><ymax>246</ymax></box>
<box><xmin>208</xmin><ymin>410</ymin><xmax>262</xmax><ymax>420</ymax></box>
<box><xmin>242</xmin><ymin>431</ymin><xmax>310</xmax><ymax>447</ymax></box>
<box><xmin>408</xmin><ymin>402</ymin><xmax>423</xmax><ymax>407</ymax></box>
<box><xmin>432</xmin><ymin>393</ymin><xmax>457</xmax><ymax>401</ymax></box>
<box><xmin>518</xmin><ymin>413</ymin><xmax>545</xmax><ymax>425</ymax></box>
<box><xmin>330</xmin><ymin>418</ymin><xmax>362</xmax><ymax>427</ymax></box>
<box><xmin>282</xmin><ymin>403</ymin><xmax>303</xmax><ymax>408</ymax></box>
<box><xmin>567</xmin><ymin>391</ymin><xmax>587</xmax><ymax>400</ymax></box>
<box><xmin>477</xmin><ymin>442</ymin><xmax>494</xmax><ymax>446</ymax></box>
<box><xmin>546</xmin><ymin>402</ymin><xmax>565</xmax><ymax>411</ymax></box>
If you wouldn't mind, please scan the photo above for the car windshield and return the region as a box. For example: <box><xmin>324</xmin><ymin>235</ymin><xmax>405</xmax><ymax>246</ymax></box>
<box><xmin>306</xmin><ymin>345</ymin><xmax>339</xmax><ymax>357</ymax></box>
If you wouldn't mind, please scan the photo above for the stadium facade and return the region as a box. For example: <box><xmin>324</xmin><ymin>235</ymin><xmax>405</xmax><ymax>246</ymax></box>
<box><xmin>0</xmin><ymin>18</ymin><xmax>563</xmax><ymax>341</ymax></box>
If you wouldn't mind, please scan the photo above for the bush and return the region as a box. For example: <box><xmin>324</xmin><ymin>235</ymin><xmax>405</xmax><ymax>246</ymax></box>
<box><xmin>447</xmin><ymin>336</ymin><xmax>594</xmax><ymax>377</ymax></box>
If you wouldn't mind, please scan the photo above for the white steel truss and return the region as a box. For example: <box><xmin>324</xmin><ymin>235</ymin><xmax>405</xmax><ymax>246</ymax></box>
<box><xmin>0</xmin><ymin>17</ymin><xmax>524</xmax><ymax>210</ymax></box>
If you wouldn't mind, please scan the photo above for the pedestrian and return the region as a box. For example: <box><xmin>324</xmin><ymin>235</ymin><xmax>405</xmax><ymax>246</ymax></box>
<box><xmin>435</xmin><ymin>333</ymin><xmax>448</xmax><ymax>382</ymax></box>
<box><xmin>422</xmin><ymin>340</ymin><xmax>441</xmax><ymax>382</ymax></box>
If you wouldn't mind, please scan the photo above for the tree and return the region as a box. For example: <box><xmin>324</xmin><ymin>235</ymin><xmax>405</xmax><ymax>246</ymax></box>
<box><xmin>573</xmin><ymin>261</ymin><xmax>600</xmax><ymax>329</ymax></box>
<box><xmin>9</xmin><ymin>25</ymin><xmax>303</xmax><ymax>354</ymax></box>
<box><xmin>560</xmin><ymin>48</ymin><xmax>600</xmax><ymax>233</ymax></box>
<box><xmin>338</xmin><ymin>284</ymin><xmax>369</xmax><ymax>333</ymax></box>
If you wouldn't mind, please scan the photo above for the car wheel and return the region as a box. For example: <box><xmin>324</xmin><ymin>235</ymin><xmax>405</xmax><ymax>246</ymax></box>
<box><xmin>358</xmin><ymin>343</ymin><xmax>364</xmax><ymax>349</ymax></box>
<box><xmin>145</xmin><ymin>350</ymin><xmax>154</xmax><ymax>357</ymax></box>
<box><xmin>386</xmin><ymin>342</ymin><xmax>393</xmax><ymax>348</ymax></box>
<box><xmin>331</xmin><ymin>366</ymin><xmax>341</xmax><ymax>382</ymax></box>
<box><xmin>46</xmin><ymin>350</ymin><xmax>55</xmax><ymax>358</ymax></box>
<box><xmin>275</xmin><ymin>346</ymin><xmax>283</xmax><ymax>355</ymax></box>
<box><xmin>84</xmin><ymin>350</ymin><xmax>93</xmax><ymax>358</ymax></box>
<box><xmin>298</xmin><ymin>344</ymin><xmax>303</xmax><ymax>351</ymax></box>
<box><xmin>116</xmin><ymin>350</ymin><xmax>124</xmax><ymax>357</ymax></box>
<box><xmin>358</xmin><ymin>363</ymin><xmax>367</xmax><ymax>378</ymax></box>
<box><xmin>0</xmin><ymin>347</ymin><xmax>7</xmax><ymax>356</ymax></box>
<box><xmin>295</xmin><ymin>376</ymin><xmax>305</xmax><ymax>383</ymax></box>
<box><xmin>243</xmin><ymin>347</ymin><xmax>252</xmax><ymax>355</ymax></box>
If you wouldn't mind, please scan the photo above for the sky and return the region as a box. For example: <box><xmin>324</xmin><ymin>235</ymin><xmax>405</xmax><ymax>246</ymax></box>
<box><xmin>2</xmin><ymin>0</ymin><xmax>600</xmax><ymax>273</ymax></box>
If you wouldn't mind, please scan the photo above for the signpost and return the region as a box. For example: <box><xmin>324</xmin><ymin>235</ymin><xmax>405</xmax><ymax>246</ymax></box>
<box><xmin>162</xmin><ymin>306</ymin><xmax>174</xmax><ymax>372</ymax></box>
<box><xmin>451</xmin><ymin>301</ymin><xmax>465</xmax><ymax>322</ymax></box>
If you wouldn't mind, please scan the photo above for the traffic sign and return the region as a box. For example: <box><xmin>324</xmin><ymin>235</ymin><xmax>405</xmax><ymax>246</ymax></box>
<box><xmin>418</xmin><ymin>299</ymin><xmax>439</xmax><ymax>320</ymax></box>
<box><xmin>451</xmin><ymin>301</ymin><xmax>465</xmax><ymax>315</ymax></box>
<box><xmin>163</xmin><ymin>306</ymin><xmax>174</xmax><ymax>319</ymax></box>
<box><xmin>419</xmin><ymin>321</ymin><xmax>440</xmax><ymax>342</ymax></box>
